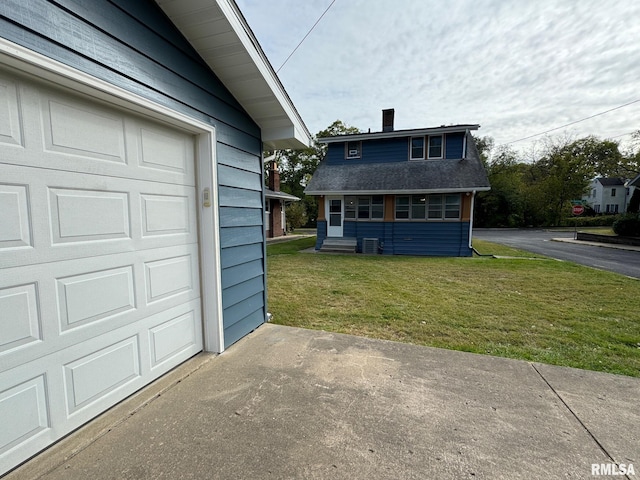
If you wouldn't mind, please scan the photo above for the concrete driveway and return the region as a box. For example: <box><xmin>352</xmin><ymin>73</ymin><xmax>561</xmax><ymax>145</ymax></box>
<box><xmin>7</xmin><ymin>324</ymin><xmax>639</xmax><ymax>480</ymax></box>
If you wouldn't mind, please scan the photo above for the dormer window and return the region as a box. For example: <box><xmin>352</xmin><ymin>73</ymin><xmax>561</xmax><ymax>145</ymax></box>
<box><xmin>346</xmin><ymin>141</ymin><xmax>361</xmax><ymax>159</ymax></box>
<box><xmin>428</xmin><ymin>135</ymin><xmax>443</xmax><ymax>159</ymax></box>
<box><xmin>410</xmin><ymin>137</ymin><xmax>425</xmax><ymax>160</ymax></box>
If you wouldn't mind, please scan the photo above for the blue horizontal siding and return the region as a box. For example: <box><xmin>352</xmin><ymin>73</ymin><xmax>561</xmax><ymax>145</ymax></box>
<box><xmin>222</xmin><ymin>276</ymin><xmax>264</xmax><ymax>308</ymax></box>
<box><xmin>223</xmin><ymin>309</ymin><xmax>264</xmax><ymax>348</ymax></box>
<box><xmin>326</xmin><ymin>137</ymin><xmax>406</xmax><ymax>166</ymax></box>
<box><xmin>219</xmin><ymin>207</ymin><xmax>263</xmax><ymax>228</ymax></box>
<box><xmin>224</xmin><ymin>292</ymin><xmax>264</xmax><ymax>326</ymax></box>
<box><xmin>220</xmin><ymin>226</ymin><xmax>264</xmax><ymax>248</ymax></box>
<box><xmin>217</xmin><ymin>143</ymin><xmax>263</xmax><ymax>173</ymax></box>
<box><xmin>219</xmin><ymin>187</ymin><xmax>263</xmax><ymax>208</ymax></box>
<box><xmin>221</xmin><ymin>243</ymin><xmax>264</xmax><ymax>269</ymax></box>
<box><xmin>325</xmin><ymin>132</ymin><xmax>467</xmax><ymax>165</ymax></box>
<box><xmin>218</xmin><ymin>164</ymin><xmax>262</xmax><ymax>191</ymax></box>
<box><xmin>315</xmin><ymin>221</ymin><xmax>327</xmax><ymax>250</ymax></box>
<box><xmin>221</xmin><ymin>259</ymin><xmax>264</xmax><ymax>290</ymax></box>
<box><xmin>391</xmin><ymin>222</ymin><xmax>471</xmax><ymax>256</ymax></box>
<box><xmin>445</xmin><ymin>132</ymin><xmax>465</xmax><ymax>159</ymax></box>
<box><xmin>319</xmin><ymin>221</ymin><xmax>471</xmax><ymax>256</ymax></box>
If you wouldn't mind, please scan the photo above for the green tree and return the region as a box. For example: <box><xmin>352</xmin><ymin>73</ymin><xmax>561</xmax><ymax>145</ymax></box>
<box><xmin>475</xmin><ymin>144</ymin><xmax>528</xmax><ymax>227</ymax></box>
<box><xmin>475</xmin><ymin>134</ymin><xmax>633</xmax><ymax>227</ymax></box>
<box><xmin>528</xmin><ymin>138</ymin><xmax>596</xmax><ymax>225</ymax></box>
<box><xmin>285</xmin><ymin>201</ymin><xmax>307</xmax><ymax>231</ymax></box>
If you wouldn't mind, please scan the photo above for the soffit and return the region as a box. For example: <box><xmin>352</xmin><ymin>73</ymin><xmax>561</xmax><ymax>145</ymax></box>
<box><xmin>156</xmin><ymin>0</ymin><xmax>310</xmax><ymax>149</ymax></box>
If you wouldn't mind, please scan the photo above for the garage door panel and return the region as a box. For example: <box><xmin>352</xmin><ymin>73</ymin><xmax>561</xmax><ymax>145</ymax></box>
<box><xmin>57</xmin><ymin>265</ymin><xmax>136</xmax><ymax>331</ymax></box>
<box><xmin>137</xmin><ymin>121</ymin><xmax>194</xmax><ymax>176</ymax></box>
<box><xmin>148</xmin><ymin>310</ymin><xmax>198</xmax><ymax>369</ymax></box>
<box><xmin>0</xmin><ymin>71</ymin><xmax>194</xmax><ymax>186</ymax></box>
<box><xmin>0</xmin><ymin>165</ymin><xmax>198</xmax><ymax>269</ymax></box>
<box><xmin>49</xmin><ymin>188</ymin><xmax>131</xmax><ymax>243</ymax></box>
<box><xmin>144</xmin><ymin>254</ymin><xmax>194</xmax><ymax>304</ymax></box>
<box><xmin>141</xmin><ymin>193</ymin><xmax>191</xmax><ymax>237</ymax></box>
<box><xmin>0</xmin><ymin>74</ymin><xmax>23</xmax><ymax>148</ymax></box>
<box><xmin>42</xmin><ymin>95</ymin><xmax>127</xmax><ymax>164</ymax></box>
<box><xmin>0</xmin><ymin>375</ymin><xmax>49</xmax><ymax>455</ymax></box>
<box><xmin>63</xmin><ymin>336</ymin><xmax>140</xmax><ymax>415</ymax></box>
<box><xmin>0</xmin><ymin>244</ymin><xmax>201</xmax><ymax>372</ymax></box>
<box><xmin>0</xmin><ymin>283</ymin><xmax>42</xmax><ymax>354</ymax></box>
<box><xmin>0</xmin><ymin>183</ymin><xmax>32</xmax><ymax>250</ymax></box>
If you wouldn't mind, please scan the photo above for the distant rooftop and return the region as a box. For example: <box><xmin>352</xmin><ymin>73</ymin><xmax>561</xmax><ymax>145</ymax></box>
<box><xmin>318</xmin><ymin>124</ymin><xmax>480</xmax><ymax>143</ymax></box>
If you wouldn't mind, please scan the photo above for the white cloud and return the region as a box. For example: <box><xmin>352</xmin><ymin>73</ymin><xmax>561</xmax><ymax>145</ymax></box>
<box><xmin>236</xmin><ymin>0</ymin><xmax>640</xmax><ymax>155</ymax></box>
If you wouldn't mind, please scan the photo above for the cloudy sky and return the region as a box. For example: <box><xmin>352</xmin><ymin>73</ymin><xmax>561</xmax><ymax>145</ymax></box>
<box><xmin>235</xmin><ymin>0</ymin><xmax>640</xmax><ymax>157</ymax></box>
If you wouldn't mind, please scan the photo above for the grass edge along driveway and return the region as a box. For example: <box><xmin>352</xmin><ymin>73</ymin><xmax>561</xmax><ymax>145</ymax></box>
<box><xmin>267</xmin><ymin>237</ymin><xmax>640</xmax><ymax>378</ymax></box>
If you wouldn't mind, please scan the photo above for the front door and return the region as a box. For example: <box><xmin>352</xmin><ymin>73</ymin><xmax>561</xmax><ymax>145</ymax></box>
<box><xmin>326</xmin><ymin>196</ymin><xmax>343</xmax><ymax>237</ymax></box>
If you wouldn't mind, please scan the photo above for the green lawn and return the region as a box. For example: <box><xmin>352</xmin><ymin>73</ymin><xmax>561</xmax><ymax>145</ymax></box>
<box><xmin>267</xmin><ymin>237</ymin><xmax>640</xmax><ymax>377</ymax></box>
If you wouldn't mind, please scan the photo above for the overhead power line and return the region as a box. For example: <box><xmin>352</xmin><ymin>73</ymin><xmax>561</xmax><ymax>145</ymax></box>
<box><xmin>503</xmin><ymin>98</ymin><xmax>640</xmax><ymax>145</ymax></box>
<box><xmin>276</xmin><ymin>0</ymin><xmax>337</xmax><ymax>73</ymax></box>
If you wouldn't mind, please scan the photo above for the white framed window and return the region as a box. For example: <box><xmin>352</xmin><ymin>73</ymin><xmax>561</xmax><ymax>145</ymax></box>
<box><xmin>410</xmin><ymin>136</ymin><xmax>425</xmax><ymax>160</ymax></box>
<box><xmin>345</xmin><ymin>195</ymin><xmax>384</xmax><ymax>220</ymax></box>
<box><xmin>611</xmin><ymin>188</ymin><xmax>617</xmax><ymax>197</ymax></box>
<box><xmin>395</xmin><ymin>196</ymin><xmax>410</xmax><ymax>219</ymax></box>
<box><xmin>346</xmin><ymin>141</ymin><xmax>361</xmax><ymax>159</ymax></box>
<box><xmin>395</xmin><ymin>194</ymin><xmax>460</xmax><ymax>220</ymax></box>
<box><xmin>427</xmin><ymin>135</ymin><xmax>443</xmax><ymax>159</ymax></box>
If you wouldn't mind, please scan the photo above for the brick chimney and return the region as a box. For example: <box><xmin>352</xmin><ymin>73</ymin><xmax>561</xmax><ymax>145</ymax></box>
<box><xmin>382</xmin><ymin>108</ymin><xmax>395</xmax><ymax>132</ymax></box>
<box><xmin>268</xmin><ymin>161</ymin><xmax>280</xmax><ymax>192</ymax></box>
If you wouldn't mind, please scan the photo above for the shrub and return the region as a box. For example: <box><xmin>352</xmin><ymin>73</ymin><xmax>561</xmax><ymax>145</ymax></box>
<box><xmin>612</xmin><ymin>213</ymin><xmax>640</xmax><ymax>237</ymax></box>
<box><xmin>564</xmin><ymin>215</ymin><xmax>618</xmax><ymax>228</ymax></box>
<box><xmin>285</xmin><ymin>202</ymin><xmax>307</xmax><ymax>231</ymax></box>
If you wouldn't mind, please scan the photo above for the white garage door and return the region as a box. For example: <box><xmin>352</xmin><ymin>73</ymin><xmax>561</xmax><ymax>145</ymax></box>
<box><xmin>0</xmin><ymin>68</ymin><xmax>205</xmax><ymax>473</ymax></box>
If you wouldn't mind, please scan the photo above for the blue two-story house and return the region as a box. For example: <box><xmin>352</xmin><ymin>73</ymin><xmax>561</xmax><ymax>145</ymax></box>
<box><xmin>305</xmin><ymin>109</ymin><xmax>490</xmax><ymax>256</ymax></box>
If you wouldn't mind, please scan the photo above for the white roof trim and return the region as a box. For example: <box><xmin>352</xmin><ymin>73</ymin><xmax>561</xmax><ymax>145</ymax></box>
<box><xmin>156</xmin><ymin>0</ymin><xmax>311</xmax><ymax>150</ymax></box>
<box><xmin>626</xmin><ymin>174</ymin><xmax>640</xmax><ymax>187</ymax></box>
<box><xmin>305</xmin><ymin>187</ymin><xmax>491</xmax><ymax>196</ymax></box>
<box><xmin>319</xmin><ymin>125</ymin><xmax>480</xmax><ymax>143</ymax></box>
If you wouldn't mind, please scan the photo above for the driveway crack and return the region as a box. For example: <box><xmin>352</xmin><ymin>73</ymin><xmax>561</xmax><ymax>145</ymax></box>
<box><xmin>530</xmin><ymin>363</ymin><xmax>628</xmax><ymax>475</ymax></box>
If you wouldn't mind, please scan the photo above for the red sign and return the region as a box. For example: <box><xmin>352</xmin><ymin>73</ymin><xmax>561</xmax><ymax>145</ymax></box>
<box><xmin>572</xmin><ymin>205</ymin><xmax>585</xmax><ymax>216</ymax></box>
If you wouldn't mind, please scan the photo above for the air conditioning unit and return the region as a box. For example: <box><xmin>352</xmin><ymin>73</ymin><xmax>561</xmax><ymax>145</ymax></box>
<box><xmin>348</xmin><ymin>149</ymin><xmax>359</xmax><ymax>156</ymax></box>
<box><xmin>362</xmin><ymin>238</ymin><xmax>379</xmax><ymax>254</ymax></box>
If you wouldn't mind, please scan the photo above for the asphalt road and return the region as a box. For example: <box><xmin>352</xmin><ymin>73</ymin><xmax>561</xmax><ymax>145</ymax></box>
<box><xmin>473</xmin><ymin>228</ymin><xmax>640</xmax><ymax>279</ymax></box>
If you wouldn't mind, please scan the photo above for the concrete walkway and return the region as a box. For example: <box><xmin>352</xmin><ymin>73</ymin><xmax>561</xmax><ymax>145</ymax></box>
<box><xmin>7</xmin><ymin>324</ymin><xmax>639</xmax><ymax>479</ymax></box>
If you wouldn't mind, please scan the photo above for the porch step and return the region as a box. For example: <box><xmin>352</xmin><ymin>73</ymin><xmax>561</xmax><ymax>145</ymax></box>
<box><xmin>320</xmin><ymin>237</ymin><xmax>357</xmax><ymax>253</ymax></box>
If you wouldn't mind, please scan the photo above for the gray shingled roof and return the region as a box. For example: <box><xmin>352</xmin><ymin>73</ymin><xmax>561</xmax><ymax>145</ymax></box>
<box><xmin>305</xmin><ymin>132</ymin><xmax>490</xmax><ymax>195</ymax></box>
<box><xmin>597</xmin><ymin>177</ymin><xmax>625</xmax><ymax>186</ymax></box>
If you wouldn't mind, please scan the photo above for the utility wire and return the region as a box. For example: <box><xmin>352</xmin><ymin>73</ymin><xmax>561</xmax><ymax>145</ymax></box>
<box><xmin>610</xmin><ymin>131</ymin><xmax>635</xmax><ymax>139</ymax></box>
<box><xmin>503</xmin><ymin>98</ymin><xmax>640</xmax><ymax>145</ymax></box>
<box><xmin>276</xmin><ymin>0</ymin><xmax>337</xmax><ymax>73</ymax></box>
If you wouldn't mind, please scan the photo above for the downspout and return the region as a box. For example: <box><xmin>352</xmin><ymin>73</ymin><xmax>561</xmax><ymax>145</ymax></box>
<box><xmin>468</xmin><ymin>189</ymin><xmax>476</xmax><ymax>249</ymax></box>
<box><xmin>462</xmin><ymin>131</ymin><xmax>468</xmax><ymax>159</ymax></box>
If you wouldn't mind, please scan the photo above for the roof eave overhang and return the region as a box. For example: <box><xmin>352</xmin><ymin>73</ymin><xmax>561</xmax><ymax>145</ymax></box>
<box><xmin>318</xmin><ymin>125</ymin><xmax>480</xmax><ymax>144</ymax></box>
<box><xmin>304</xmin><ymin>187</ymin><xmax>491</xmax><ymax>196</ymax></box>
<box><xmin>265</xmin><ymin>190</ymin><xmax>300</xmax><ymax>201</ymax></box>
<box><xmin>626</xmin><ymin>174</ymin><xmax>640</xmax><ymax>187</ymax></box>
<box><xmin>156</xmin><ymin>0</ymin><xmax>311</xmax><ymax>150</ymax></box>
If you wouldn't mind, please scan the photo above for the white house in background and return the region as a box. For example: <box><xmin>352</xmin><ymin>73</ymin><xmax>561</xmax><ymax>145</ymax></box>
<box><xmin>582</xmin><ymin>178</ymin><xmax>633</xmax><ymax>213</ymax></box>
